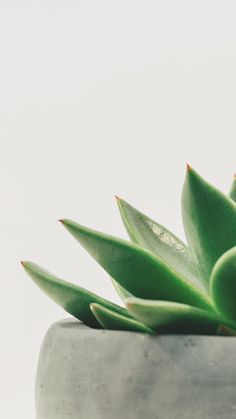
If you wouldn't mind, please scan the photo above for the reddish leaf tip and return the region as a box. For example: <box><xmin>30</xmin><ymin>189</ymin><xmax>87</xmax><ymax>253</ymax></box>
<box><xmin>58</xmin><ymin>219</ymin><xmax>65</xmax><ymax>224</ymax></box>
<box><xmin>186</xmin><ymin>162</ymin><xmax>191</xmax><ymax>171</ymax></box>
<box><xmin>20</xmin><ymin>261</ymin><xmax>25</xmax><ymax>267</ymax></box>
<box><xmin>115</xmin><ymin>195</ymin><xmax>120</xmax><ymax>201</ymax></box>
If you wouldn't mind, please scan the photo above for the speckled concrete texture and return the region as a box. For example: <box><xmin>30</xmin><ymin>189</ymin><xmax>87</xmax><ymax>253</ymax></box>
<box><xmin>36</xmin><ymin>318</ymin><xmax>236</xmax><ymax>419</ymax></box>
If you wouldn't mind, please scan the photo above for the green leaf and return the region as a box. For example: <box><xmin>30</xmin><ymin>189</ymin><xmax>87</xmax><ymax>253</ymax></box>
<box><xmin>111</xmin><ymin>279</ymin><xmax>133</xmax><ymax>301</ymax></box>
<box><xmin>60</xmin><ymin>219</ymin><xmax>213</xmax><ymax>311</ymax></box>
<box><xmin>117</xmin><ymin>197</ymin><xmax>201</xmax><ymax>289</ymax></box>
<box><xmin>210</xmin><ymin>246</ymin><xmax>236</xmax><ymax>328</ymax></box>
<box><xmin>229</xmin><ymin>175</ymin><xmax>236</xmax><ymax>202</ymax></box>
<box><xmin>182</xmin><ymin>166</ymin><xmax>236</xmax><ymax>286</ymax></box>
<box><xmin>127</xmin><ymin>298</ymin><xmax>220</xmax><ymax>334</ymax></box>
<box><xmin>21</xmin><ymin>261</ymin><xmax>132</xmax><ymax>328</ymax></box>
<box><xmin>90</xmin><ymin>303</ymin><xmax>154</xmax><ymax>334</ymax></box>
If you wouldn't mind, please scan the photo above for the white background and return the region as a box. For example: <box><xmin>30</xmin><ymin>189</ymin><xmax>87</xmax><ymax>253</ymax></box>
<box><xmin>0</xmin><ymin>1</ymin><xmax>236</xmax><ymax>418</ymax></box>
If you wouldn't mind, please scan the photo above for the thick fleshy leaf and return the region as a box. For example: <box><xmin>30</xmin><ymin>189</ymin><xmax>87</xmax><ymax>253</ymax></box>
<box><xmin>127</xmin><ymin>298</ymin><xmax>220</xmax><ymax>334</ymax></box>
<box><xmin>111</xmin><ymin>279</ymin><xmax>133</xmax><ymax>301</ymax></box>
<box><xmin>182</xmin><ymin>166</ymin><xmax>236</xmax><ymax>286</ymax></box>
<box><xmin>60</xmin><ymin>219</ymin><xmax>213</xmax><ymax>311</ymax></box>
<box><xmin>116</xmin><ymin>197</ymin><xmax>201</xmax><ymax>289</ymax></box>
<box><xmin>21</xmin><ymin>261</ymin><xmax>132</xmax><ymax>328</ymax></box>
<box><xmin>229</xmin><ymin>175</ymin><xmax>236</xmax><ymax>202</ymax></box>
<box><xmin>210</xmin><ymin>246</ymin><xmax>236</xmax><ymax>328</ymax></box>
<box><xmin>90</xmin><ymin>303</ymin><xmax>154</xmax><ymax>334</ymax></box>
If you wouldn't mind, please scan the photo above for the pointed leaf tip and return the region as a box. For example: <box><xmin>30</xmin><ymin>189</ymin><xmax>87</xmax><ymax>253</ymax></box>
<box><xmin>90</xmin><ymin>302</ymin><xmax>97</xmax><ymax>313</ymax></box>
<box><xmin>186</xmin><ymin>162</ymin><xmax>191</xmax><ymax>171</ymax></box>
<box><xmin>21</xmin><ymin>260</ymin><xmax>32</xmax><ymax>269</ymax></box>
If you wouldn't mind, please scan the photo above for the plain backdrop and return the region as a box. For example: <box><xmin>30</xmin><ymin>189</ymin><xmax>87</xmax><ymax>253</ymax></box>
<box><xmin>1</xmin><ymin>1</ymin><xmax>236</xmax><ymax>418</ymax></box>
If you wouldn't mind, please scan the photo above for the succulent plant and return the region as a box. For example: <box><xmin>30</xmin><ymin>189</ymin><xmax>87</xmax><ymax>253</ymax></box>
<box><xmin>22</xmin><ymin>166</ymin><xmax>236</xmax><ymax>335</ymax></box>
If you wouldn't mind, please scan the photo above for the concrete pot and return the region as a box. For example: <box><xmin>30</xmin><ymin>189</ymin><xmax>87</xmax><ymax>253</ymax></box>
<box><xmin>36</xmin><ymin>318</ymin><xmax>236</xmax><ymax>419</ymax></box>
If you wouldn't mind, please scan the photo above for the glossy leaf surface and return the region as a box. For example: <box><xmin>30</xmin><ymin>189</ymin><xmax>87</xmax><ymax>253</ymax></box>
<box><xmin>229</xmin><ymin>175</ymin><xmax>236</xmax><ymax>202</ymax></box>
<box><xmin>60</xmin><ymin>219</ymin><xmax>213</xmax><ymax>311</ymax></box>
<box><xmin>117</xmin><ymin>197</ymin><xmax>201</xmax><ymax>288</ymax></box>
<box><xmin>182</xmin><ymin>166</ymin><xmax>236</xmax><ymax>286</ymax></box>
<box><xmin>90</xmin><ymin>303</ymin><xmax>153</xmax><ymax>334</ymax></box>
<box><xmin>21</xmin><ymin>261</ymin><xmax>131</xmax><ymax>328</ymax></box>
<box><xmin>210</xmin><ymin>246</ymin><xmax>236</xmax><ymax>328</ymax></box>
<box><xmin>127</xmin><ymin>298</ymin><xmax>220</xmax><ymax>334</ymax></box>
